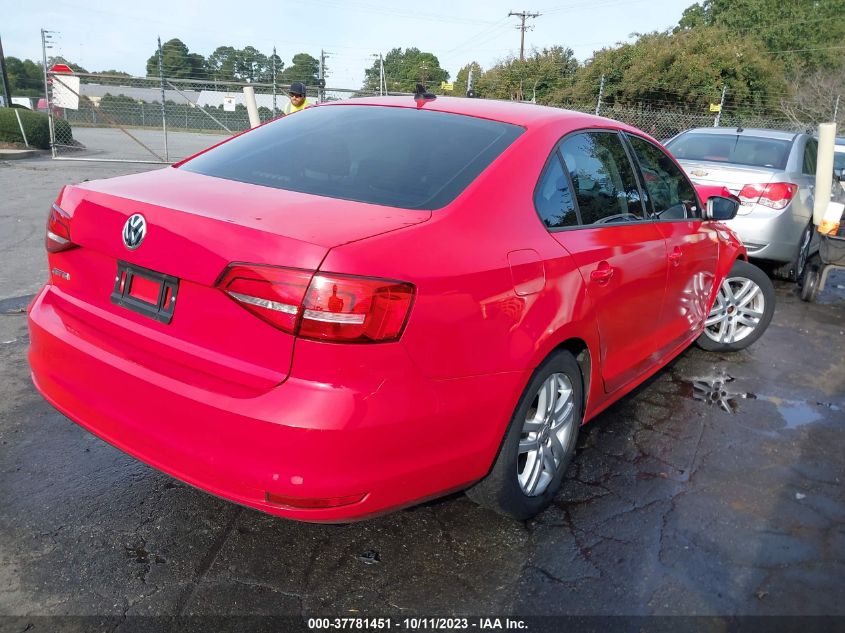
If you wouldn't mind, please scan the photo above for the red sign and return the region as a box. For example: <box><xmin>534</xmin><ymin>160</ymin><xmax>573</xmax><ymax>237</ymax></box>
<box><xmin>49</xmin><ymin>64</ymin><xmax>74</xmax><ymax>74</ymax></box>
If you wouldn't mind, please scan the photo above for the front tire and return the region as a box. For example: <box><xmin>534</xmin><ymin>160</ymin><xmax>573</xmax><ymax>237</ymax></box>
<box><xmin>697</xmin><ymin>259</ymin><xmax>775</xmax><ymax>352</ymax></box>
<box><xmin>465</xmin><ymin>350</ymin><xmax>582</xmax><ymax>520</ymax></box>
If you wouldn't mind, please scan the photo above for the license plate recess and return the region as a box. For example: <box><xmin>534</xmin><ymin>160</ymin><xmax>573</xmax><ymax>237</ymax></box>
<box><xmin>110</xmin><ymin>261</ymin><xmax>179</xmax><ymax>324</ymax></box>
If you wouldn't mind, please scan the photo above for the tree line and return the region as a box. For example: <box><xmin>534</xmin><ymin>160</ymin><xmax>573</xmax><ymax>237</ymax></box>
<box><xmin>4</xmin><ymin>0</ymin><xmax>843</xmax><ymax>124</ymax></box>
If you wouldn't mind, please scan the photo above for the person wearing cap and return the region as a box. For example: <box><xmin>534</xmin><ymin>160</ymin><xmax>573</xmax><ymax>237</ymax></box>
<box><xmin>284</xmin><ymin>81</ymin><xmax>312</xmax><ymax>115</ymax></box>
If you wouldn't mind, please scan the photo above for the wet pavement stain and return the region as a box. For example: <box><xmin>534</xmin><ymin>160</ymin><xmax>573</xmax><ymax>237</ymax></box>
<box><xmin>675</xmin><ymin>370</ymin><xmax>842</xmax><ymax>427</ymax></box>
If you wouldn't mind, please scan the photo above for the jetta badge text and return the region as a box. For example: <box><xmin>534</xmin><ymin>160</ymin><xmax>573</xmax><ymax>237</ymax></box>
<box><xmin>122</xmin><ymin>214</ymin><xmax>147</xmax><ymax>250</ymax></box>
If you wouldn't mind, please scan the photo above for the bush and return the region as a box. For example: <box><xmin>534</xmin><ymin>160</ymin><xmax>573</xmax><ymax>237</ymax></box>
<box><xmin>0</xmin><ymin>107</ymin><xmax>73</xmax><ymax>149</ymax></box>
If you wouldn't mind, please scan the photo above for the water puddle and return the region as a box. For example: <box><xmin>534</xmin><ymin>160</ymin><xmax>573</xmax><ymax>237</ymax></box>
<box><xmin>676</xmin><ymin>370</ymin><xmax>841</xmax><ymax>427</ymax></box>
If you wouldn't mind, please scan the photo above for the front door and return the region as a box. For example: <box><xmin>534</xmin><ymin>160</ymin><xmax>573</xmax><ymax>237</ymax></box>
<box><xmin>625</xmin><ymin>133</ymin><xmax>719</xmax><ymax>351</ymax></box>
<box><xmin>548</xmin><ymin>130</ymin><xmax>669</xmax><ymax>394</ymax></box>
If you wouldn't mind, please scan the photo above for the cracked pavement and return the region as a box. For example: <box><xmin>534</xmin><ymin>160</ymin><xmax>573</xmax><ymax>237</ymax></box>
<box><xmin>1</xmin><ymin>157</ymin><xmax>843</xmax><ymax>623</ymax></box>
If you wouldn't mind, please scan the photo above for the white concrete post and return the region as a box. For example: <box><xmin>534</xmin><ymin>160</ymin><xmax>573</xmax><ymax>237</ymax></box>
<box><xmin>814</xmin><ymin>122</ymin><xmax>836</xmax><ymax>227</ymax></box>
<box><xmin>243</xmin><ymin>86</ymin><xmax>261</xmax><ymax>129</ymax></box>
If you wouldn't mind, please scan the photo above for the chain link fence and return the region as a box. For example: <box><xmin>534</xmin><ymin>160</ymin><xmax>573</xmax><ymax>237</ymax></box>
<box><xmin>45</xmin><ymin>69</ymin><xmax>807</xmax><ymax>163</ymax></box>
<box><xmin>47</xmin><ymin>71</ymin><xmax>377</xmax><ymax>162</ymax></box>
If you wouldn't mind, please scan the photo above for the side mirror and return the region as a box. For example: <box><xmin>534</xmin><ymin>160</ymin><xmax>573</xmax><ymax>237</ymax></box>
<box><xmin>835</xmin><ymin>168</ymin><xmax>845</xmax><ymax>182</ymax></box>
<box><xmin>705</xmin><ymin>195</ymin><xmax>740</xmax><ymax>221</ymax></box>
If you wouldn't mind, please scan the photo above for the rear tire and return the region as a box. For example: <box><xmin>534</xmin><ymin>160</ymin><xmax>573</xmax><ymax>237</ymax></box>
<box><xmin>800</xmin><ymin>255</ymin><xmax>822</xmax><ymax>303</ymax></box>
<box><xmin>696</xmin><ymin>260</ymin><xmax>775</xmax><ymax>352</ymax></box>
<box><xmin>774</xmin><ymin>222</ymin><xmax>814</xmax><ymax>282</ymax></box>
<box><xmin>465</xmin><ymin>350</ymin><xmax>582</xmax><ymax>520</ymax></box>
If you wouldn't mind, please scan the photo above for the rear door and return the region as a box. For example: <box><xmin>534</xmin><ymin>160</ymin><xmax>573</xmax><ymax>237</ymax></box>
<box><xmin>625</xmin><ymin>133</ymin><xmax>719</xmax><ymax>351</ymax></box>
<box><xmin>542</xmin><ymin>130</ymin><xmax>669</xmax><ymax>394</ymax></box>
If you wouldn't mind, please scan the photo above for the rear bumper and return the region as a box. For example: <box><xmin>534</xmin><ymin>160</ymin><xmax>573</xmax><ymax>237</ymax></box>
<box><xmin>725</xmin><ymin>204</ymin><xmax>807</xmax><ymax>263</ymax></box>
<box><xmin>28</xmin><ymin>285</ymin><xmax>526</xmax><ymax>522</ymax></box>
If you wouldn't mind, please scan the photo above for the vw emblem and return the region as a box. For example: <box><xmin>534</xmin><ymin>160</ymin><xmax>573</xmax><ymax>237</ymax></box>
<box><xmin>122</xmin><ymin>214</ymin><xmax>147</xmax><ymax>250</ymax></box>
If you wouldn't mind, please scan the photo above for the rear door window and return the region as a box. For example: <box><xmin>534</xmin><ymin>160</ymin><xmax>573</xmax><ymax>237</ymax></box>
<box><xmin>534</xmin><ymin>154</ymin><xmax>578</xmax><ymax>228</ymax></box>
<box><xmin>559</xmin><ymin>131</ymin><xmax>647</xmax><ymax>225</ymax></box>
<box><xmin>180</xmin><ymin>105</ymin><xmax>523</xmax><ymax>210</ymax></box>
<box><xmin>627</xmin><ymin>134</ymin><xmax>700</xmax><ymax>220</ymax></box>
<box><xmin>803</xmin><ymin>138</ymin><xmax>818</xmax><ymax>175</ymax></box>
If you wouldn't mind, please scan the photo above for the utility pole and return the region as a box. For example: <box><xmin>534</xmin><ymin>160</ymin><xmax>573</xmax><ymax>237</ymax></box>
<box><xmin>714</xmin><ymin>85</ymin><xmax>727</xmax><ymax>128</ymax></box>
<box><xmin>834</xmin><ymin>94</ymin><xmax>841</xmax><ymax>124</ymax></box>
<box><xmin>595</xmin><ymin>74</ymin><xmax>605</xmax><ymax>116</ymax></box>
<box><xmin>157</xmin><ymin>36</ymin><xmax>169</xmax><ymax>161</ymax></box>
<box><xmin>380</xmin><ymin>54</ymin><xmax>386</xmax><ymax>95</ymax></box>
<box><xmin>317</xmin><ymin>49</ymin><xmax>330</xmax><ymax>103</ymax></box>
<box><xmin>0</xmin><ymin>34</ymin><xmax>12</xmax><ymax>107</ymax></box>
<box><xmin>508</xmin><ymin>10</ymin><xmax>540</xmax><ymax>61</ymax></box>
<box><xmin>467</xmin><ymin>68</ymin><xmax>474</xmax><ymax>97</ymax></box>
<box><xmin>420</xmin><ymin>62</ymin><xmax>429</xmax><ymax>86</ymax></box>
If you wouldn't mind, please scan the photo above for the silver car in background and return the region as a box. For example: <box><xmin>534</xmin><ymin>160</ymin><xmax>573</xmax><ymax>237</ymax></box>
<box><xmin>666</xmin><ymin>127</ymin><xmax>842</xmax><ymax>281</ymax></box>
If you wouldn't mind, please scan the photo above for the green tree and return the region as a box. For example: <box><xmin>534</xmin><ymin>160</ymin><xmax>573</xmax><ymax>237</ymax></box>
<box><xmin>362</xmin><ymin>48</ymin><xmax>448</xmax><ymax>94</ymax></box>
<box><xmin>4</xmin><ymin>57</ymin><xmax>44</xmax><ymax>97</ymax></box>
<box><xmin>235</xmin><ymin>46</ymin><xmax>268</xmax><ymax>82</ymax></box>
<box><xmin>281</xmin><ymin>53</ymin><xmax>320</xmax><ymax>86</ymax></box>
<box><xmin>146</xmin><ymin>38</ymin><xmax>206</xmax><ymax>79</ymax></box>
<box><xmin>474</xmin><ymin>47</ymin><xmax>579</xmax><ymax>103</ymax></box>
<box><xmin>676</xmin><ymin>0</ymin><xmax>845</xmax><ymax>71</ymax></box>
<box><xmin>562</xmin><ymin>26</ymin><xmax>787</xmax><ymax>113</ymax></box>
<box><xmin>207</xmin><ymin>46</ymin><xmax>239</xmax><ymax>81</ymax></box>
<box><xmin>454</xmin><ymin>61</ymin><xmax>483</xmax><ymax>96</ymax></box>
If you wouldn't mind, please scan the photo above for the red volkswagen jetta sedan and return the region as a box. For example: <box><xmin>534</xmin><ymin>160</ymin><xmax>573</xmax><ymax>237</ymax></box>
<box><xmin>28</xmin><ymin>97</ymin><xmax>774</xmax><ymax>521</ymax></box>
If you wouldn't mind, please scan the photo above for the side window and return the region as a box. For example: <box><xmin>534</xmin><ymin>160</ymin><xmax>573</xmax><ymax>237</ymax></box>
<box><xmin>803</xmin><ymin>139</ymin><xmax>817</xmax><ymax>175</ymax></box>
<box><xmin>534</xmin><ymin>154</ymin><xmax>578</xmax><ymax>229</ymax></box>
<box><xmin>559</xmin><ymin>131</ymin><xmax>645</xmax><ymax>225</ymax></box>
<box><xmin>628</xmin><ymin>134</ymin><xmax>700</xmax><ymax>220</ymax></box>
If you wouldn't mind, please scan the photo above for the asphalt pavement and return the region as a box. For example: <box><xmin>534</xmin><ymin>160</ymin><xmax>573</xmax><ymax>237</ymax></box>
<box><xmin>0</xmin><ymin>155</ymin><xmax>843</xmax><ymax>630</ymax></box>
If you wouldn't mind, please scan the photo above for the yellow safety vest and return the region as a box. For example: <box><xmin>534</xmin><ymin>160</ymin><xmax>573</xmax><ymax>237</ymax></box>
<box><xmin>284</xmin><ymin>99</ymin><xmax>312</xmax><ymax>115</ymax></box>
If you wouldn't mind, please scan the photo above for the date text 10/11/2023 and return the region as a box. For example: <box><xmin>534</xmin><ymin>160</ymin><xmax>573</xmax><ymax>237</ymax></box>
<box><xmin>307</xmin><ymin>617</ymin><xmax>528</xmax><ymax>630</ymax></box>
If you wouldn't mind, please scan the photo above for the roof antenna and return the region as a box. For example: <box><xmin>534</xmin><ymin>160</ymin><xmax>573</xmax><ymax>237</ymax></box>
<box><xmin>414</xmin><ymin>83</ymin><xmax>436</xmax><ymax>108</ymax></box>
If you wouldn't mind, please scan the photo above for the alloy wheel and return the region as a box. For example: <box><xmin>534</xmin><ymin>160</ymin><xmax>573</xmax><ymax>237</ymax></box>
<box><xmin>704</xmin><ymin>276</ymin><xmax>766</xmax><ymax>345</ymax></box>
<box><xmin>517</xmin><ymin>373</ymin><xmax>575</xmax><ymax>497</ymax></box>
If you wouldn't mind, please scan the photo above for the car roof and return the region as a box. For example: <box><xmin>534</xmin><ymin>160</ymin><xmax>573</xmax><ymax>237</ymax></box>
<box><xmin>679</xmin><ymin>127</ymin><xmax>800</xmax><ymax>141</ymax></box>
<box><xmin>319</xmin><ymin>95</ymin><xmax>644</xmax><ymax>133</ymax></box>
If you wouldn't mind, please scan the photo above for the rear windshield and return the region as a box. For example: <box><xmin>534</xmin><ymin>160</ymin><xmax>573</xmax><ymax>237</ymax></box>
<box><xmin>667</xmin><ymin>133</ymin><xmax>791</xmax><ymax>169</ymax></box>
<box><xmin>180</xmin><ymin>105</ymin><xmax>523</xmax><ymax>210</ymax></box>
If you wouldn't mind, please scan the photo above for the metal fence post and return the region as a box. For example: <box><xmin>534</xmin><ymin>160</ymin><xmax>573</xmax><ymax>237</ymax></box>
<box><xmin>595</xmin><ymin>74</ymin><xmax>605</xmax><ymax>116</ymax></box>
<box><xmin>714</xmin><ymin>85</ymin><xmax>727</xmax><ymax>128</ymax></box>
<box><xmin>272</xmin><ymin>46</ymin><xmax>277</xmax><ymax>116</ymax></box>
<box><xmin>157</xmin><ymin>36</ymin><xmax>169</xmax><ymax>160</ymax></box>
<box><xmin>41</xmin><ymin>29</ymin><xmax>56</xmax><ymax>158</ymax></box>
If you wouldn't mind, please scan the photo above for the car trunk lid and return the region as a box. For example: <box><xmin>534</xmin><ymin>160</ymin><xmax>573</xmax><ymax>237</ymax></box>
<box><xmin>49</xmin><ymin>168</ymin><xmax>430</xmax><ymax>392</ymax></box>
<box><xmin>676</xmin><ymin>159</ymin><xmax>779</xmax><ymax>216</ymax></box>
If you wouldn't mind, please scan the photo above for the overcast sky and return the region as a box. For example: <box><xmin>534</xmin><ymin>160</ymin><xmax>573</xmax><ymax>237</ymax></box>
<box><xmin>3</xmin><ymin>0</ymin><xmax>695</xmax><ymax>88</ymax></box>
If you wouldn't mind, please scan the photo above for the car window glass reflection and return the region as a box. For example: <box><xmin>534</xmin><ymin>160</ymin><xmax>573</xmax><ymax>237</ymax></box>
<box><xmin>628</xmin><ymin>135</ymin><xmax>699</xmax><ymax>220</ymax></box>
<box><xmin>534</xmin><ymin>156</ymin><xmax>578</xmax><ymax>228</ymax></box>
<box><xmin>560</xmin><ymin>132</ymin><xmax>645</xmax><ymax>225</ymax></box>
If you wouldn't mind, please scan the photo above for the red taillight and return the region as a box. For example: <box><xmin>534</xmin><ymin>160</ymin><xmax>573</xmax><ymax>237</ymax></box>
<box><xmin>299</xmin><ymin>273</ymin><xmax>415</xmax><ymax>343</ymax></box>
<box><xmin>218</xmin><ymin>265</ymin><xmax>415</xmax><ymax>343</ymax></box>
<box><xmin>46</xmin><ymin>204</ymin><xmax>77</xmax><ymax>253</ymax></box>
<box><xmin>737</xmin><ymin>182</ymin><xmax>797</xmax><ymax>210</ymax></box>
<box><xmin>217</xmin><ymin>264</ymin><xmax>312</xmax><ymax>334</ymax></box>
